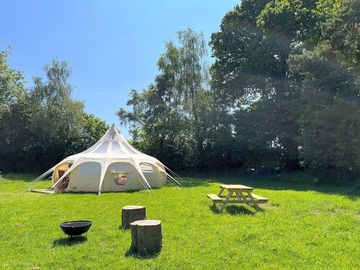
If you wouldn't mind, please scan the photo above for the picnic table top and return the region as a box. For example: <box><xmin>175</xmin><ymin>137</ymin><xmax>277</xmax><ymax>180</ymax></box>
<box><xmin>220</xmin><ymin>184</ymin><xmax>253</xmax><ymax>191</ymax></box>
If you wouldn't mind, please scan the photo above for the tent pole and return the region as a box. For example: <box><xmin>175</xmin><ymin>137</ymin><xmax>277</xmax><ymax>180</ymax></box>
<box><xmin>97</xmin><ymin>161</ymin><xmax>108</xmax><ymax>195</ymax></box>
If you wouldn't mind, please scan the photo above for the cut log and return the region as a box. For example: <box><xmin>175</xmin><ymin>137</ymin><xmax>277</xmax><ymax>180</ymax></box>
<box><xmin>121</xmin><ymin>205</ymin><xmax>146</xmax><ymax>229</ymax></box>
<box><xmin>130</xmin><ymin>220</ymin><xmax>162</xmax><ymax>255</ymax></box>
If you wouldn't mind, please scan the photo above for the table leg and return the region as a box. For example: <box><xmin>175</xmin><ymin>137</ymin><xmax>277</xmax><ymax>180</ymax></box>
<box><xmin>246</xmin><ymin>191</ymin><xmax>261</xmax><ymax>211</ymax></box>
<box><xmin>220</xmin><ymin>190</ymin><xmax>233</xmax><ymax>211</ymax></box>
<box><xmin>235</xmin><ymin>191</ymin><xmax>240</xmax><ymax>200</ymax></box>
<box><xmin>218</xmin><ymin>187</ymin><xmax>224</xmax><ymax>197</ymax></box>
<box><xmin>237</xmin><ymin>191</ymin><xmax>248</xmax><ymax>203</ymax></box>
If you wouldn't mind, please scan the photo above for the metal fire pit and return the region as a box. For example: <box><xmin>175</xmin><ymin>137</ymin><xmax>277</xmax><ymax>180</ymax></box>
<box><xmin>60</xmin><ymin>220</ymin><xmax>92</xmax><ymax>238</ymax></box>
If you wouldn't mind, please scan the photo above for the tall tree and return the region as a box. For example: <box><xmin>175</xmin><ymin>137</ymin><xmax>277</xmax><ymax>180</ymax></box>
<box><xmin>0</xmin><ymin>49</ymin><xmax>25</xmax><ymax>114</ymax></box>
<box><xmin>118</xmin><ymin>28</ymin><xmax>209</xmax><ymax>169</ymax></box>
<box><xmin>0</xmin><ymin>49</ymin><xmax>28</xmax><ymax>171</ymax></box>
<box><xmin>289</xmin><ymin>0</ymin><xmax>360</xmax><ymax>181</ymax></box>
<box><xmin>27</xmin><ymin>61</ymin><xmax>85</xmax><ymax>171</ymax></box>
<box><xmin>177</xmin><ymin>29</ymin><xmax>208</xmax><ymax>160</ymax></box>
<box><xmin>210</xmin><ymin>0</ymin><xmax>305</xmax><ymax>171</ymax></box>
<box><xmin>0</xmin><ymin>59</ymin><xmax>108</xmax><ymax>173</ymax></box>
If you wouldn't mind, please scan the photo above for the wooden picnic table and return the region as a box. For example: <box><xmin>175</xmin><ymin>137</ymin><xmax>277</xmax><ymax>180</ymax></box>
<box><xmin>207</xmin><ymin>184</ymin><xmax>268</xmax><ymax>211</ymax></box>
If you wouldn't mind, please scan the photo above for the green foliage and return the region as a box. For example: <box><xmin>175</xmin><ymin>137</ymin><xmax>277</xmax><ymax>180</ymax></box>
<box><xmin>119</xmin><ymin>0</ymin><xmax>358</xmax><ymax>181</ymax></box>
<box><xmin>0</xmin><ymin>99</ymin><xmax>32</xmax><ymax>171</ymax></box>
<box><xmin>26</xmin><ymin>61</ymin><xmax>85</xmax><ymax>171</ymax></box>
<box><xmin>0</xmin><ymin>49</ymin><xmax>25</xmax><ymax>114</ymax></box>
<box><xmin>288</xmin><ymin>0</ymin><xmax>360</xmax><ymax>181</ymax></box>
<box><xmin>118</xmin><ymin>0</ymin><xmax>359</xmax><ymax>182</ymax></box>
<box><xmin>257</xmin><ymin>0</ymin><xmax>320</xmax><ymax>43</ymax></box>
<box><xmin>206</xmin><ymin>0</ymin><xmax>360</xmax><ymax>181</ymax></box>
<box><xmin>2</xmin><ymin>0</ymin><xmax>359</xmax><ymax>183</ymax></box>
<box><xmin>1</xmin><ymin>175</ymin><xmax>360</xmax><ymax>269</ymax></box>
<box><xmin>210</xmin><ymin>0</ymin><xmax>303</xmax><ymax>171</ymax></box>
<box><xmin>0</xmin><ymin>57</ymin><xmax>108</xmax><ymax>173</ymax></box>
<box><xmin>118</xmin><ymin>28</ymin><xmax>209</xmax><ymax>169</ymax></box>
<box><xmin>322</xmin><ymin>0</ymin><xmax>360</xmax><ymax>70</ymax></box>
<box><xmin>210</xmin><ymin>0</ymin><xmax>276</xmax><ymax>106</ymax></box>
<box><xmin>72</xmin><ymin>112</ymin><xmax>109</xmax><ymax>154</ymax></box>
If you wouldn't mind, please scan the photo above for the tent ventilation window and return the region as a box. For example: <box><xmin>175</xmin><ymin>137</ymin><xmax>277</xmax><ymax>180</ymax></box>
<box><xmin>112</xmin><ymin>171</ymin><xmax>129</xmax><ymax>186</ymax></box>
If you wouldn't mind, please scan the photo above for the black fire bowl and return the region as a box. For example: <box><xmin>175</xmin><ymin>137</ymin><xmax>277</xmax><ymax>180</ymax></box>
<box><xmin>60</xmin><ymin>220</ymin><xmax>92</xmax><ymax>238</ymax></box>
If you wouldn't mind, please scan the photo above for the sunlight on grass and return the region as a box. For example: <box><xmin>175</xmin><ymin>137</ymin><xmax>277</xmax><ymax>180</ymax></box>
<box><xmin>0</xmin><ymin>175</ymin><xmax>359</xmax><ymax>269</ymax></box>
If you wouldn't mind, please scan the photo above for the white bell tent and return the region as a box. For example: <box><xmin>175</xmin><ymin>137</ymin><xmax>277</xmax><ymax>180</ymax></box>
<box><xmin>34</xmin><ymin>124</ymin><xmax>179</xmax><ymax>194</ymax></box>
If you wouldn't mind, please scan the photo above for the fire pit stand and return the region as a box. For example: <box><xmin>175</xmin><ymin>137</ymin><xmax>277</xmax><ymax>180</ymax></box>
<box><xmin>60</xmin><ymin>220</ymin><xmax>92</xmax><ymax>239</ymax></box>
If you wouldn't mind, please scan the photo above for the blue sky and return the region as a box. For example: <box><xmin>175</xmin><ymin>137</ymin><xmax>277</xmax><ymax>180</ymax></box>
<box><xmin>0</xmin><ymin>0</ymin><xmax>239</xmax><ymax>137</ymax></box>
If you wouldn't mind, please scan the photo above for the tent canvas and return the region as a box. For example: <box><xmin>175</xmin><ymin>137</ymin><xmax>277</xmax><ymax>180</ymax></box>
<box><xmin>34</xmin><ymin>124</ymin><xmax>179</xmax><ymax>194</ymax></box>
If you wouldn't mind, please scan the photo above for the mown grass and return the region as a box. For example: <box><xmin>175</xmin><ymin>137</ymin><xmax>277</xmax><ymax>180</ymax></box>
<box><xmin>1</xmin><ymin>174</ymin><xmax>360</xmax><ymax>269</ymax></box>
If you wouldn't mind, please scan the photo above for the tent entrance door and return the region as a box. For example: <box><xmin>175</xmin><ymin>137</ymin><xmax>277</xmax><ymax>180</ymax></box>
<box><xmin>57</xmin><ymin>170</ymin><xmax>70</xmax><ymax>190</ymax></box>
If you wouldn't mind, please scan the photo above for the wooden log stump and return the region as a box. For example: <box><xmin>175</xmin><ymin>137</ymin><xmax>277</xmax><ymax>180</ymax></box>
<box><xmin>121</xmin><ymin>205</ymin><xmax>146</xmax><ymax>229</ymax></box>
<box><xmin>130</xmin><ymin>220</ymin><xmax>162</xmax><ymax>255</ymax></box>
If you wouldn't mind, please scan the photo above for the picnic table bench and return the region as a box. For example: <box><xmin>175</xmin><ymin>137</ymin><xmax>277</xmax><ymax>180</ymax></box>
<box><xmin>207</xmin><ymin>184</ymin><xmax>268</xmax><ymax>211</ymax></box>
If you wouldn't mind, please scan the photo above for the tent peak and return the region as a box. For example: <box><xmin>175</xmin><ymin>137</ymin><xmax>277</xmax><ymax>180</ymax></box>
<box><xmin>109</xmin><ymin>123</ymin><xmax>121</xmax><ymax>134</ymax></box>
<box><xmin>75</xmin><ymin>123</ymin><xmax>140</xmax><ymax>155</ymax></box>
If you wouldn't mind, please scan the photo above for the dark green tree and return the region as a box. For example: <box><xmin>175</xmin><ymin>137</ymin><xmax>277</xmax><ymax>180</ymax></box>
<box><xmin>0</xmin><ymin>58</ymin><xmax>108</xmax><ymax>173</ymax></box>
<box><xmin>0</xmin><ymin>49</ymin><xmax>28</xmax><ymax>171</ymax></box>
<box><xmin>210</xmin><ymin>0</ymin><xmax>306</xmax><ymax>171</ymax></box>
<box><xmin>289</xmin><ymin>0</ymin><xmax>360</xmax><ymax>181</ymax></box>
<box><xmin>0</xmin><ymin>49</ymin><xmax>25</xmax><ymax>114</ymax></box>
<box><xmin>27</xmin><ymin>61</ymin><xmax>85</xmax><ymax>171</ymax></box>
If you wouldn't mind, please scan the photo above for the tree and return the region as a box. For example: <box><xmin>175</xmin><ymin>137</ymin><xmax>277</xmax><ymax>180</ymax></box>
<box><xmin>26</xmin><ymin>61</ymin><xmax>85</xmax><ymax>171</ymax></box>
<box><xmin>73</xmin><ymin>112</ymin><xmax>109</xmax><ymax>154</ymax></box>
<box><xmin>209</xmin><ymin>0</ymin><xmax>358</xmax><ymax>175</ymax></box>
<box><xmin>0</xmin><ymin>49</ymin><xmax>28</xmax><ymax>171</ymax></box>
<box><xmin>288</xmin><ymin>0</ymin><xmax>360</xmax><ymax>181</ymax></box>
<box><xmin>0</xmin><ymin>98</ymin><xmax>32</xmax><ymax>171</ymax></box>
<box><xmin>0</xmin><ymin>49</ymin><xmax>25</xmax><ymax>114</ymax></box>
<box><xmin>210</xmin><ymin>0</ymin><xmax>305</xmax><ymax>171</ymax></box>
<box><xmin>119</xmin><ymin>0</ymin><xmax>359</xmax><ymax>181</ymax></box>
<box><xmin>0</xmin><ymin>59</ymin><xmax>108</xmax><ymax>173</ymax></box>
<box><xmin>177</xmin><ymin>29</ymin><xmax>209</xmax><ymax>159</ymax></box>
<box><xmin>118</xmin><ymin>28</ymin><xmax>209</xmax><ymax>169</ymax></box>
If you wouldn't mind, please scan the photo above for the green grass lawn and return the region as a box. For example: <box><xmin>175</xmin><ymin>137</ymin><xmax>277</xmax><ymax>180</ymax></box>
<box><xmin>1</xmin><ymin>174</ymin><xmax>360</xmax><ymax>269</ymax></box>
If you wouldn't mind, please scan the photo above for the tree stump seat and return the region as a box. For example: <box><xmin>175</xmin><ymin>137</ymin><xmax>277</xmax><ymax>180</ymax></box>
<box><xmin>121</xmin><ymin>205</ymin><xmax>146</xmax><ymax>229</ymax></box>
<box><xmin>130</xmin><ymin>220</ymin><xmax>162</xmax><ymax>255</ymax></box>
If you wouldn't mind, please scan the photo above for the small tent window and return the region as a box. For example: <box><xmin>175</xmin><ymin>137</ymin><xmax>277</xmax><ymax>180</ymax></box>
<box><xmin>140</xmin><ymin>163</ymin><xmax>154</xmax><ymax>174</ymax></box>
<box><xmin>111</xmin><ymin>171</ymin><xmax>128</xmax><ymax>185</ymax></box>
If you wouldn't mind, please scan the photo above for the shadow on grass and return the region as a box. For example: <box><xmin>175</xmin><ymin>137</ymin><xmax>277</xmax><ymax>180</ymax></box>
<box><xmin>124</xmin><ymin>247</ymin><xmax>161</xmax><ymax>259</ymax></box>
<box><xmin>178</xmin><ymin>171</ymin><xmax>360</xmax><ymax>200</ymax></box>
<box><xmin>210</xmin><ymin>204</ymin><xmax>256</xmax><ymax>216</ymax></box>
<box><xmin>52</xmin><ymin>236</ymin><xmax>87</xmax><ymax>247</ymax></box>
<box><xmin>2</xmin><ymin>174</ymin><xmax>37</xmax><ymax>182</ymax></box>
<box><xmin>5</xmin><ymin>170</ymin><xmax>360</xmax><ymax>200</ymax></box>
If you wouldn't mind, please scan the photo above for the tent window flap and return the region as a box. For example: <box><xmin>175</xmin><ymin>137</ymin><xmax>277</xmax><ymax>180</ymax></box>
<box><xmin>111</xmin><ymin>170</ymin><xmax>129</xmax><ymax>185</ymax></box>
